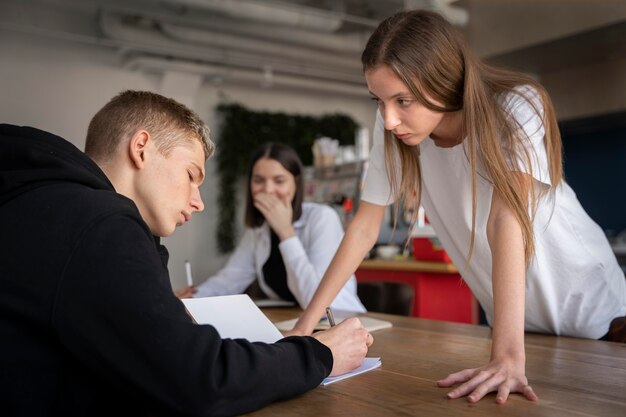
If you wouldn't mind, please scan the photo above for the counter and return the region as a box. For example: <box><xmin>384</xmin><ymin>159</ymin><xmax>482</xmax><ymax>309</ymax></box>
<box><xmin>356</xmin><ymin>258</ymin><xmax>478</xmax><ymax>324</ymax></box>
<box><xmin>359</xmin><ymin>258</ymin><xmax>457</xmax><ymax>273</ymax></box>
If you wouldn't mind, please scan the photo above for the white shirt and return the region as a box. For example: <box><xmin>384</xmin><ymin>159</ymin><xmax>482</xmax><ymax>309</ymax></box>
<box><xmin>362</xmin><ymin>87</ymin><xmax>626</xmax><ymax>338</ymax></box>
<box><xmin>194</xmin><ymin>202</ymin><xmax>366</xmax><ymax>313</ymax></box>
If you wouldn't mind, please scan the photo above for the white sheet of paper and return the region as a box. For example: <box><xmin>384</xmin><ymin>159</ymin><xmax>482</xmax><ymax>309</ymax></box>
<box><xmin>322</xmin><ymin>357</ymin><xmax>382</xmax><ymax>385</ymax></box>
<box><xmin>182</xmin><ymin>295</ymin><xmax>283</xmax><ymax>344</ymax></box>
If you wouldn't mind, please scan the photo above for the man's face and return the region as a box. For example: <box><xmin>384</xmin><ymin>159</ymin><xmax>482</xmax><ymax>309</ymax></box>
<box><xmin>135</xmin><ymin>138</ymin><xmax>206</xmax><ymax>237</ymax></box>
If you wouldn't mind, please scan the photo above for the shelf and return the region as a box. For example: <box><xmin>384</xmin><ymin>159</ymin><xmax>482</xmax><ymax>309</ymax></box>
<box><xmin>360</xmin><ymin>258</ymin><xmax>457</xmax><ymax>273</ymax></box>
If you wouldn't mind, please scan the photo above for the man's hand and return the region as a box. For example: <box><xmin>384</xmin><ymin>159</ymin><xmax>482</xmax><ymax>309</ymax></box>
<box><xmin>312</xmin><ymin>317</ymin><xmax>373</xmax><ymax>376</ymax></box>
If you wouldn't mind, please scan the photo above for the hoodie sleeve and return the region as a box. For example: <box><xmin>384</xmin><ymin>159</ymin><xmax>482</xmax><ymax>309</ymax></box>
<box><xmin>51</xmin><ymin>210</ymin><xmax>332</xmax><ymax>417</ymax></box>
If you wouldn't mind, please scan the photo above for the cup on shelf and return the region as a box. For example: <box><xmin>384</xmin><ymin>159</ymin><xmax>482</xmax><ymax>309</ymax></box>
<box><xmin>376</xmin><ymin>245</ymin><xmax>400</xmax><ymax>260</ymax></box>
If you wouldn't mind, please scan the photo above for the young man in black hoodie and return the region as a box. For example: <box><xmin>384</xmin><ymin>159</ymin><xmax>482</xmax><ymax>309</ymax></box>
<box><xmin>0</xmin><ymin>91</ymin><xmax>373</xmax><ymax>417</ymax></box>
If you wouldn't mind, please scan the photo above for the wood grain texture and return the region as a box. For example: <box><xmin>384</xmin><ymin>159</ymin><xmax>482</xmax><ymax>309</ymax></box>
<box><xmin>248</xmin><ymin>309</ymin><xmax>626</xmax><ymax>417</ymax></box>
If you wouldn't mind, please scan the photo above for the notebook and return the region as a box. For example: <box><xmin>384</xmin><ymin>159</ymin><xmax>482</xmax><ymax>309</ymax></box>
<box><xmin>182</xmin><ymin>294</ymin><xmax>283</xmax><ymax>343</ymax></box>
<box><xmin>273</xmin><ymin>315</ymin><xmax>393</xmax><ymax>333</ymax></box>
<box><xmin>321</xmin><ymin>357</ymin><xmax>381</xmax><ymax>385</ymax></box>
<box><xmin>182</xmin><ymin>295</ymin><xmax>382</xmax><ymax>385</ymax></box>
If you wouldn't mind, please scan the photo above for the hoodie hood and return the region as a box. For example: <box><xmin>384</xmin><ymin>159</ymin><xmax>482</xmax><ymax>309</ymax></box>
<box><xmin>0</xmin><ymin>124</ymin><xmax>113</xmax><ymax>206</ymax></box>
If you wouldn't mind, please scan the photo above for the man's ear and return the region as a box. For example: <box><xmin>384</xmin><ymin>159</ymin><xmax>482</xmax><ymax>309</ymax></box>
<box><xmin>128</xmin><ymin>130</ymin><xmax>151</xmax><ymax>169</ymax></box>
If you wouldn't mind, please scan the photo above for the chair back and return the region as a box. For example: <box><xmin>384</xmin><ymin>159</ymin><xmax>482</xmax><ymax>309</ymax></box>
<box><xmin>357</xmin><ymin>281</ymin><xmax>414</xmax><ymax>316</ymax></box>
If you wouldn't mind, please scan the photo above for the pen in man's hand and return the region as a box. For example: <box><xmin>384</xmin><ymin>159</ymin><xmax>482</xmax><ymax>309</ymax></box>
<box><xmin>325</xmin><ymin>307</ymin><xmax>336</xmax><ymax>327</ymax></box>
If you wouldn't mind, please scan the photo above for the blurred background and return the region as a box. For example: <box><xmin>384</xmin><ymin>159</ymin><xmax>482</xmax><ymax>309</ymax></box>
<box><xmin>2</xmin><ymin>0</ymin><xmax>625</xmax><ymax>286</ymax></box>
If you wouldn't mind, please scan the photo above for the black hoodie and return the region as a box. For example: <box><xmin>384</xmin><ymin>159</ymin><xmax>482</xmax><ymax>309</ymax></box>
<box><xmin>0</xmin><ymin>124</ymin><xmax>332</xmax><ymax>417</ymax></box>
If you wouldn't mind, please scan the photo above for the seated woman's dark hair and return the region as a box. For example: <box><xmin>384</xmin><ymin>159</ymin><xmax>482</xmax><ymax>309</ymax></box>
<box><xmin>245</xmin><ymin>143</ymin><xmax>305</xmax><ymax>228</ymax></box>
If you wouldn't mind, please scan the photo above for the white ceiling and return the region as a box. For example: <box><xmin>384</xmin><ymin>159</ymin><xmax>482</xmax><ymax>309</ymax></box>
<box><xmin>1</xmin><ymin>0</ymin><xmax>624</xmax><ymax>97</ymax></box>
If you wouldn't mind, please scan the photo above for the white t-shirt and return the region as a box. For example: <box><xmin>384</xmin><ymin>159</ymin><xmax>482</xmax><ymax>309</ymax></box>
<box><xmin>362</xmin><ymin>87</ymin><xmax>626</xmax><ymax>338</ymax></box>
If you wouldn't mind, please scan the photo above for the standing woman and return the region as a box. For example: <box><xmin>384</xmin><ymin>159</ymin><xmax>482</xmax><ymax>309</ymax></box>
<box><xmin>177</xmin><ymin>143</ymin><xmax>365</xmax><ymax>313</ymax></box>
<box><xmin>290</xmin><ymin>9</ymin><xmax>626</xmax><ymax>403</ymax></box>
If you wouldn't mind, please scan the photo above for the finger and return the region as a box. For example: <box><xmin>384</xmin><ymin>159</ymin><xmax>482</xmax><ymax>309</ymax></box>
<box><xmin>256</xmin><ymin>193</ymin><xmax>279</xmax><ymax>207</ymax></box>
<box><xmin>365</xmin><ymin>332</ymin><xmax>374</xmax><ymax>347</ymax></box>
<box><xmin>341</xmin><ymin>316</ymin><xmax>362</xmax><ymax>329</ymax></box>
<box><xmin>495</xmin><ymin>384</ymin><xmax>510</xmax><ymax>404</ymax></box>
<box><xmin>254</xmin><ymin>192</ymin><xmax>274</xmax><ymax>204</ymax></box>
<box><xmin>280</xmin><ymin>194</ymin><xmax>292</xmax><ymax>207</ymax></box>
<box><xmin>466</xmin><ymin>374</ymin><xmax>502</xmax><ymax>403</ymax></box>
<box><xmin>252</xmin><ymin>197</ymin><xmax>264</xmax><ymax>208</ymax></box>
<box><xmin>447</xmin><ymin>371</ymin><xmax>492</xmax><ymax>399</ymax></box>
<box><xmin>253</xmin><ymin>200</ymin><xmax>271</xmax><ymax>216</ymax></box>
<box><xmin>437</xmin><ymin>368</ymin><xmax>476</xmax><ymax>387</ymax></box>
<box><xmin>522</xmin><ymin>385</ymin><xmax>539</xmax><ymax>402</ymax></box>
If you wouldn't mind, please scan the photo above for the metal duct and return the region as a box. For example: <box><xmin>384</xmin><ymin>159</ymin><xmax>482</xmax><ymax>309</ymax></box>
<box><xmin>163</xmin><ymin>0</ymin><xmax>346</xmax><ymax>32</ymax></box>
<box><xmin>99</xmin><ymin>11</ymin><xmax>364</xmax><ymax>85</ymax></box>
<box><xmin>160</xmin><ymin>14</ymin><xmax>368</xmax><ymax>54</ymax></box>
<box><xmin>404</xmin><ymin>0</ymin><xmax>469</xmax><ymax>26</ymax></box>
<box><xmin>125</xmin><ymin>55</ymin><xmax>369</xmax><ymax>97</ymax></box>
<box><xmin>160</xmin><ymin>23</ymin><xmax>361</xmax><ymax>70</ymax></box>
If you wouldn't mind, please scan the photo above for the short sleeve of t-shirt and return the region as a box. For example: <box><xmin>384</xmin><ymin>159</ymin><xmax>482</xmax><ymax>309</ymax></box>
<box><xmin>502</xmin><ymin>86</ymin><xmax>551</xmax><ymax>188</ymax></box>
<box><xmin>361</xmin><ymin>110</ymin><xmax>396</xmax><ymax>206</ymax></box>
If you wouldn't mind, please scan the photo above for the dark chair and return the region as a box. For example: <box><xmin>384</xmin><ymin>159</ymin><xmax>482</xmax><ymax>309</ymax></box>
<box><xmin>357</xmin><ymin>281</ymin><xmax>414</xmax><ymax>316</ymax></box>
<box><xmin>244</xmin><ymin>280</ymin><xmax>266</xmax><ymax>300</ymax></box>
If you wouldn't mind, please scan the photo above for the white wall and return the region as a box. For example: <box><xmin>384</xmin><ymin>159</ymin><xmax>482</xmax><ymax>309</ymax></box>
<box><xmin>0</xmin><ymin>30</ymin><xmax>377</xmax><ymax>290</ymax></box>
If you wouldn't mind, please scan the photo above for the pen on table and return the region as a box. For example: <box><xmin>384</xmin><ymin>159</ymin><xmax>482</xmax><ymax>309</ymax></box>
<box><xmin>325</xmin><ymin>307</ymin><xmax>336</xmax><ymax>327</ymax></box>
<box><xmin>185</xmin><ymin>260</ymin><xmax>193</xmax><ymax>287</ymax></box>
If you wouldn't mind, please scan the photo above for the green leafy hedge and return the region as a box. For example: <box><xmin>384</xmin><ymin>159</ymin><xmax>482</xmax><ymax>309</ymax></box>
<box><xmin>215</xmin><ymin>103</ymin><xmax>358</xmax><ymax>253</ymax></box>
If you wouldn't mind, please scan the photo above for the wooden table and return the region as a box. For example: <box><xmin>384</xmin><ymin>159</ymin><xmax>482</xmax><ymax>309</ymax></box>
<box><xmin>245</xmin><ymin>308</ymin><xmax>626</xmax><ymax>417</ymax></box>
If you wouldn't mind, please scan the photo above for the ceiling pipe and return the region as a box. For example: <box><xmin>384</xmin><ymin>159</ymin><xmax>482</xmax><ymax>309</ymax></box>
<box><xmin>124</xmin><ymin>55</ymin><xmax>370</xmax><ymax>97</ymax></box>
<box><xmin>432</xmin><ymin>0</ymin><xmax>469</xmax><ymax>26</ymax></box>
<box><xmin>160</xmin><ymin>22</ymin><xmax>361</xmax><ymax>70</ymax></box>
<box><xmin>99</xmin><ymin>11</ymin><xmax>364</xmax><ymax>84</ymax></box>
<box><xmin>92</xmin><ymin>1</ymin><xmax>371</xmax><ymax>54</ymax></box>
<box><xmin>163</xmin><ymin>0</ymin><xmax>347</xmax><ymax>32</ymax></box>
<box><xmin>160</xmin><ymin>14</ymin><xmax>368</xmax><ymax>54</ymax></box>
<box><xmin>404</xmin><ymin>0</ymin><xmax>469</xmax><ymax>26</ymax></box>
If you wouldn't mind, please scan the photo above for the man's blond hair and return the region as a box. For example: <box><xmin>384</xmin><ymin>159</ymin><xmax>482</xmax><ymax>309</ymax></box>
<box><xmin>85</xmin><ymin>90</ymin><xmax>214</xmax><ymax>162</ymax></box>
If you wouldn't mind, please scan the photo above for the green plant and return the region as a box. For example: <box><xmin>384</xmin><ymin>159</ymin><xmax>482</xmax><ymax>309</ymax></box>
<box><xmin>215</xmin><ymin>103</ymin><xmax>358</xmax><ymax>253</ymax></box>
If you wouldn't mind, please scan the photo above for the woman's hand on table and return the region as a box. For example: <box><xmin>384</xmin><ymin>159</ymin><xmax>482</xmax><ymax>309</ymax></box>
<box><xmin>175</xmin><ymin>286</ymin><xmax>197</xmax><ymax>299</ymax></box>
<box><xmin>436</xmin><ymin>356</ymin><xmax>538</xmax><ymax>404</ymax></box>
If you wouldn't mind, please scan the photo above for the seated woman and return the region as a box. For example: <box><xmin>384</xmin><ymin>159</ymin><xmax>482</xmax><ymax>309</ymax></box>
<box><xmin>177</xmin><ymin>142</ymin><xmax>366</xmax><ymax>312</ymax></box>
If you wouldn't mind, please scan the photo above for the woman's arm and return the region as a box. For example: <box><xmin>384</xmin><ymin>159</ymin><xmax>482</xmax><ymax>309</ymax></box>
<box><xmin>278</xmin><ymin>205</ymin><xmax>364</xmax><ymax>311</ymax></box>
<box><xmin>437</xmin><ymin>173</ymin><xmax>537</xmax><ymax>403</ymax></box>
<box><xmin>289</xmin><ymin>201</ymin><xmax>386</xmax><ymax>335</ymax></box>
<box><xmin>192</xmin><ymin>229</ymin><xmax>259</xmax><ymax>298</ymax></box>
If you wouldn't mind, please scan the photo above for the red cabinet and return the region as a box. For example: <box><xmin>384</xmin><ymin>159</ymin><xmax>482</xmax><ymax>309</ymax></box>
<box><xmin>356</xmin><ymin>259</ymin><xmax>478</xmax><ymax>324</ymax></box>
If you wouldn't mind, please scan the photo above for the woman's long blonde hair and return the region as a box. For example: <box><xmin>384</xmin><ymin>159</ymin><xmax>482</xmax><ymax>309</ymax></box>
<box><xmin>362</xmin><ymin>10</ymin><xmax>562</xmax><ymax>263</ymax></box>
